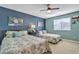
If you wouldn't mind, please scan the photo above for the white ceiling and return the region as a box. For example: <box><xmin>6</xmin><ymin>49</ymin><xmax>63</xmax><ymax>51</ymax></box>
<box><xmin>0</xmin><ymin>4</ymin><xmax>79</xmax><ymax>19</ymax></box>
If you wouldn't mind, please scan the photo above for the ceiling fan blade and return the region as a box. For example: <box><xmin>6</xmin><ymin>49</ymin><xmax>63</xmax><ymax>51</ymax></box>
<box><xmin>50</xmin><ymin>8</ymin><xmax>59</xmax><ymax>10</ymax></box>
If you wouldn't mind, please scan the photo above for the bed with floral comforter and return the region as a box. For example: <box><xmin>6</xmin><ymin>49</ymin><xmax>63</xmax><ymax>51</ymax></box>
<box><xmin>0</xmin><ymin>32</ymin><xmax>50</xmax><ymax>54</ymax></box>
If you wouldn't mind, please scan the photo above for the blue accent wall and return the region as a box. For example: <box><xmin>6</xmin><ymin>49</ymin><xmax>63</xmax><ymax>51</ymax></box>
<box><xmin>0</xmin><ymin>7</ymin><xmax>44</xmax><ymax>44</ymax></box>
<box><xmin>46</xmin><ymin>11</ymin><xmax>79</xmax><ymax>41</ymax></box>
<box><xmin>0</xmin><ymin>7</ymin><xmax>44</xmax><ymax>30</ymax></box>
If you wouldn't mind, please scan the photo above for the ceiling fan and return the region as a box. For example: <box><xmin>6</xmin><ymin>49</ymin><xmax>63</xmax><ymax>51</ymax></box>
<box><xmin>40</xmin><ymin>4</ymin><xmax>60</xmax><ymax>13</ymax></box>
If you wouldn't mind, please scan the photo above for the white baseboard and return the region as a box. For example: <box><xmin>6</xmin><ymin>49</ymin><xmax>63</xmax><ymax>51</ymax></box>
<box><xmin>63</xmin><ymin>39</ymin><xmax>79</xmax><ymax>44</ymax></box>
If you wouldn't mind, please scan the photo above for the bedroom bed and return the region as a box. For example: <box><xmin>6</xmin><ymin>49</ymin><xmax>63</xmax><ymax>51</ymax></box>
<box><xmin>39</xmin><ymin>31</ymin><xmax>62</xmax><ymax>44</ymax></box>
<box><xmin>0</xmin><ymin>31</ymin><xmax>51</xmax><ymax>54</ymax></box>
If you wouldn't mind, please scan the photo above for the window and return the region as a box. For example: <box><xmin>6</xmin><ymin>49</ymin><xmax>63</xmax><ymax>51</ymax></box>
<box><xmin>54</xmin><ymin>18</ymin><xmax>71</xmax><ymax>30</ymax></box>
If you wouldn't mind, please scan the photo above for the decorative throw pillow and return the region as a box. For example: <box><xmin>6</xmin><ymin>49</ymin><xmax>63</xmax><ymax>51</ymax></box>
<box><xmin>13</xmin><ymin>31</ymin><xmax>22</xmax><ymax>37</ymax></box>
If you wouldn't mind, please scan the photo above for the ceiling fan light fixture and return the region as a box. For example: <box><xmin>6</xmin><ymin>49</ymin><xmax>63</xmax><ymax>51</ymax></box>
<box><xmin>47</xmin><ymin>10</ymin><xmax>51</xmax><ymax>13</ymax></box>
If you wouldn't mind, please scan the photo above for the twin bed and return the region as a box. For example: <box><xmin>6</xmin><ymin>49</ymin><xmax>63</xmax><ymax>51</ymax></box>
<box><xmin>0</xmin><ymin>31</ymin><xmax>62</xmax><ymax>54</ymax></box>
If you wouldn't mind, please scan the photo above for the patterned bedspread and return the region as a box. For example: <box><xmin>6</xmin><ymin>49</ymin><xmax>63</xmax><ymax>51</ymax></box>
<box><xmin>0</xmin><ymin>35</ymin><xmax>50</xmax><ymax>54</ymax></box>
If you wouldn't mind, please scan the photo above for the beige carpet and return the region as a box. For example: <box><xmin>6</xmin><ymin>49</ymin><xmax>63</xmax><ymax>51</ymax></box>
<box><xmin>49</xmin><ymin>39</ymin><xmax>79</xmax><ymax>54</ymax></box>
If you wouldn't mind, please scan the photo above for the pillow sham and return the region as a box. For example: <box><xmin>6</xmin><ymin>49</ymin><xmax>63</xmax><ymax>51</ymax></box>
<box><xmin>19</xmin><ymin>31</ymin><xmax>27</xmax><ymax>36</ymax></box>
<box><xmin>6</xmin><ymin>31</ymin><xmax>15</xmax><ymax>38</ymax></box>
<box><xmin>6</xmin><ymin>31</ymin><xmax>28</xmax><ymax>38</ymax></box>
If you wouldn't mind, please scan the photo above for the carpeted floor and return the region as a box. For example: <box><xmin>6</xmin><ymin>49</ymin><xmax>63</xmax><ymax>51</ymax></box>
<box><xmin>49</xmin><ymin>39</ymin><xmax>79</xmax><ymax>54</ymax></box>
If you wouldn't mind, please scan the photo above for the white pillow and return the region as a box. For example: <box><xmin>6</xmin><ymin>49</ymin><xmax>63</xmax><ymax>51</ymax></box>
<box><xmin>19</xmin><ymin>31</ymin><xmax>27</xmax><ymax>36</ymax></box>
